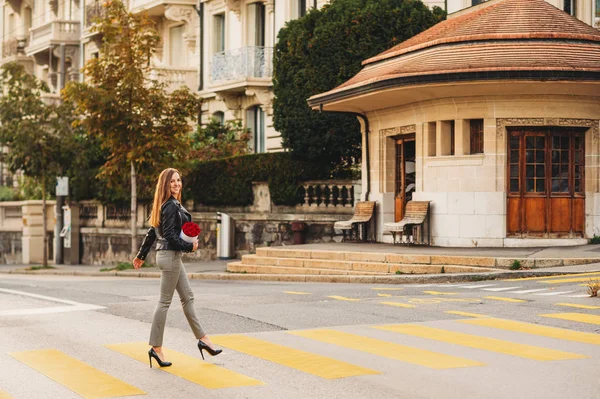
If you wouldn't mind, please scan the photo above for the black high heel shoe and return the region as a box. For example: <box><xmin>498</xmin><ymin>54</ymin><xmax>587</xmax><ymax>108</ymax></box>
<box><xmin>148</xmin><ymin>348</ymin><xmax>172</xmax><ymax>368</ymax></box>
<box><xmin>197</xmin><ymin>340</ymin><xmax>222</xmax><ymax>360</ymax></box>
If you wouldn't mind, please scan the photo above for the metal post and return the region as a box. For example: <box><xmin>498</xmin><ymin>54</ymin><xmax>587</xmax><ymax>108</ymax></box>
<box><xmin>54</xmin><ymin>195</ymin><xmax>64</xmax><ymax>264</ymax></box>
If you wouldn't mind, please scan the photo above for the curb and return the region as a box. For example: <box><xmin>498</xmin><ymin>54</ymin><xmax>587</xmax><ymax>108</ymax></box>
<box><xmin>1</xmin><ymin>268</ymin><xmax>598</xmax><ymax>284</ymax></box>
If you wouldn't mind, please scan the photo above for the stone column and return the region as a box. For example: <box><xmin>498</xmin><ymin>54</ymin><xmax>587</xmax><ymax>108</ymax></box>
<box><xmin>455</xmin><ymin>119</ymin><xmax>470</xmax><ymax>155</ymax></box>
<box><xmin>21</xmin><ymin>201</ymin><xmax>44</xmax><ymax>264</ymax></box>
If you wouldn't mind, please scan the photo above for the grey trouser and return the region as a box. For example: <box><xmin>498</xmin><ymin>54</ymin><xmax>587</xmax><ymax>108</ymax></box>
<box><xmin>149</xmin><ymin>250</ymin><xmax>205</xmax><ymax>346</ymax></box>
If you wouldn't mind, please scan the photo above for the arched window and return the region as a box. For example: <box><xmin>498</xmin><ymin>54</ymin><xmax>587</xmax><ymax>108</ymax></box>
<box><xmin>212</xmin><ymin>111</ymin><xmax>225</xmax><ymax>125</ymax></box>
<box><xmin>246</xmin><ymin>106</ymin><xmax>265</xmax><ymax>153</ymax></box>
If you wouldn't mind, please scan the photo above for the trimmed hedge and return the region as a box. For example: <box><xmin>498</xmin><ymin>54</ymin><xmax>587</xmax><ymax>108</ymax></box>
<box><xmin>186</xmin><ymin>152</ymin><xmax>329</xmax><ymax>206</ymax></box>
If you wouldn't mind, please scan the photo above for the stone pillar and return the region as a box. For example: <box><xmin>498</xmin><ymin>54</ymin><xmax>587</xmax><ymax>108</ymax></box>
<box><xmin>437</xmin><ymin>120</ymin><xmax>453</xmax><ymax>156</ymax></box>
<box><xmin>21</xmin><ymin>201</ymin><xmax>44</xmax><ymax>264</ymax></box>
<box><xmin>455</xmin><ymin>119</ymin><xmax>470</xmax><ymax>155</ymax></box>
<box><xmin>251</xmin><ymin>182</ymin><xmax>271</xmax><ymax>213</ymax></box>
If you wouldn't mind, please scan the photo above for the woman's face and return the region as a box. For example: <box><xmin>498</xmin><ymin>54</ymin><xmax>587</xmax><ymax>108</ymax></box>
<box><xmin>169</xmin><ymin>172</ymin><xmax>182</xmax><ymax>197</ymax></box>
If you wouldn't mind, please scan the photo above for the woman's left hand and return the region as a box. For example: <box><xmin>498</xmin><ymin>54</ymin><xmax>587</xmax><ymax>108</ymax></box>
<box><xmin>132</xmin><ymin>258</ymin><xmax>144</xmax><ymax>269</ymax></box>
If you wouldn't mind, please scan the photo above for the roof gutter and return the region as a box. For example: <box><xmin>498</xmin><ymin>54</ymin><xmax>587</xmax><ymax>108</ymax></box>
<box><xmin>318</xmin><ymin>104</ymin><xmax>370</xmax><ymax>202</ymax></box>
<box><xmin>309</xmin><ymin>69</ymin><xmax>600</xmax><ymax>109</ymax></box>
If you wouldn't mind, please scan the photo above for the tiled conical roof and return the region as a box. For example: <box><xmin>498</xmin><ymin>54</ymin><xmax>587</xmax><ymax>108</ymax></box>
<box><xmin>309</xmin><ymin>0</ymin><xmax>600</xmax><ymax>106</ymax></box>
<box><xmin>366</xmin><ymin>0</ymin><xmax>600</xmax><ymax>65</ymax></box>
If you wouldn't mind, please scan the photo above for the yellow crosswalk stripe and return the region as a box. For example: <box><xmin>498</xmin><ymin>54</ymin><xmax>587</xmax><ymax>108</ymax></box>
<box><xmin>502</xmin><ymin>271</ymin><xmax>600</xmax><ymax>282</ymax></box>
<box><xmin>541</xmin><ymin>276</ymin><xmax>600</xmax><ymax>284</ymax></box>
<box><xmin>460</xmin><ymin>318</ymin><xmax>600</xmax><ymax>345</ymax></box>
<box><xmin>372</xmin><ymin>288</ymin><xmax>404</xmax><ymax>291</ymax></box>
<box><xmin>9</xmin><ymin>349</ymin><xmax>145</xmax><ymax>399</ymax></box>
<box><xmin>284</xmin><ymin>291</ymin><xmax>311</xmax><ymax>295</ymax></box>
<box><xmin>540</xmin><ymin>313</ymin><xmax>600</xmax><ymax>325</ymax></box>
<box><xmin>555</xmin><ymin>303</ymin><xmax>600</xmax><ymax>310</ymax></box>
<box><xmin>106</xmin><ymin>342</ymin><xmax>263</xmax><ymax>388</ymax></box>
<box><xmin>373</xmin><ymin>324</ymin><xmax>587</xmax><ymax>361</ymax></box>
<box><xmin>377</xmin><ymin>293</ymin><xmax>392</xmax><ymax>297</ymax></box>
<box><xmin>445</xmin><ymin>311</ymin><xmax>489</xmax><ymax>318</ymax></box>
<box><xmin>0</xmin><ymin>390</ymin><xmax>13</xmax><ymax>399</ymax></box>
<box><xmin>380</xmin><ymin>302</ymin><xmax>415</xmax><ymax>308</ymax></box>
<box><xmin>484</xmin><ymin>296</ymin><xmax>527</xmax><ymax>303</ymax></box>
<box><xmin>423</xmin><ymin>291</ymin><xmax>459</xmax><ymax>295</ymax></box>
<box><xmin>328</xmin><ymin>295</ymin><xmax>360</xmax><ymax>302</ymax></box>
<box><xmin>289</xmin><ymin>329</ymin><xmax>483</xmax><ymax>369</ymax></box>
<box><xmin>211</xmin><ymin>335</ymin><xmax>378</xmax><ymax>379</ymax></box>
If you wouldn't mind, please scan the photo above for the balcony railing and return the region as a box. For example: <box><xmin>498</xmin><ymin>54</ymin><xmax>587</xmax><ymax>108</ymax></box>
<box><xmin>211</xmin><ymin>46</ymin><xmax>273</xmax><ymax>83</ymax></box>
<box><xmin>28</xmin><ymin>21</ymin><xmax>80</xmax><ymax>53</ymax></box>
<box><xmin>150</xmin><ymin>66</ymin><xmax>198</xmax><ymax>92</ymax></box>
<box><xmin>2</xmin><ymin>37</ymin><xmax>28</xmax><ymax>58</ymax></box>
<box><xmin>85</xmin><ymin>2</ymin><xmax>106</xmax><ymax>28</ymax></box>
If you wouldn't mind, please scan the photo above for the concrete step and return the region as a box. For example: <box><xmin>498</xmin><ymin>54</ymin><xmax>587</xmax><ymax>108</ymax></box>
<box><xmin>226</xmin><ymin>262</ymin><xmax>388</xmax><ymax>276</ymax></box>
<box><xmin>254</xmin><ymin>247</ymin><xmax>598</xmax><ymax>268</ymax></box>
<box><xmin>232</xmin><ymin>256</ymin><xmax>500</xmax><ymax>274</ymax></box>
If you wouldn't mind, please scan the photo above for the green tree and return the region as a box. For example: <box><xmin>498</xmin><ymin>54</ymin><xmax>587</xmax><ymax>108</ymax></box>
<box><xmin>0</xmin><ymin>62</ymin><xmax>79</xmax><ymax>266</ymax></box>
<box><xmin>189</xmin><ymin>118</ymin><xmax>251</xmax><ymax>163</ymax></box>
<box><xmin>64</xmin><ymin>0</ymin><xmax>201</xmax><ymax>255</ymax></box>
<box><xmin>273</xmin><ymin>0</ymin><xmax>445</xmax><ymax>166</ymax></box>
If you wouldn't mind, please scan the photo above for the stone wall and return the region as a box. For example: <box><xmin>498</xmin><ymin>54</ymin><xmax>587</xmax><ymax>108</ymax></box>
<box><xmin>81</xmin><ymin>212</ymin><xmax>345</xmax><ymax>265</ymax></box>
<box><xmin>0</xmin><ymin>181</ymin><xmax>358</xmax><ymax>264</ymax></box>
<box><xmin>0</xmin><ymin>231</ymin><xmax>22</xmax><ymax>264</ymax></box>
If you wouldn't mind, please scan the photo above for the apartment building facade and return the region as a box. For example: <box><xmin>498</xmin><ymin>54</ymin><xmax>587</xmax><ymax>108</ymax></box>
<box><xmin>0</xmin><ymin>0</ymin><xmax>598</xmax><ymax>166</ymax></box>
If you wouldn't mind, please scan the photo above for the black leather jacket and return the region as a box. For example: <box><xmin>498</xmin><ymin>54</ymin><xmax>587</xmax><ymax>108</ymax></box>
<box><xmin>136</xmin><ymin>197</ymin><xmax>193</xmax><ymax>260</ymax></box>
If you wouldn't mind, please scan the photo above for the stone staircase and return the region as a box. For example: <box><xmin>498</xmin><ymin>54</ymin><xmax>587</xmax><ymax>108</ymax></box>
<box><xmin>227</xmin><ymin>248</ymin><xmax>507</xmax><ymax>276</ymax></box>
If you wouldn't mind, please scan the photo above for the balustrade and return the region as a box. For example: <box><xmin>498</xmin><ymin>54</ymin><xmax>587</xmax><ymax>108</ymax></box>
<box><xmin>106</xmin><ymin>204</ymin><xmax>131</xmax><ymax>221</ymax></box>
<box><xmin>80</xmin><ymin>204</ymin><xmax>98</xmax><ymax>220</ymax></box>
<box><xmin>299</xmin><ymin>180</ymin><xmax>358</xmax><ymax>208</ymax></box>
<box><xmin>150</xmin><ymin>66</ymin><xmax>198</xmax><ymax>92</ymax></box>
<box><xmin>211</xmin><ymin>46</ymin><xmax>273</xmax><ymax>82</ymax></box>
<box><xmin>28</xmin><ymin>21</ymin><xmax>80</xmax><ymax>52</ymax></box>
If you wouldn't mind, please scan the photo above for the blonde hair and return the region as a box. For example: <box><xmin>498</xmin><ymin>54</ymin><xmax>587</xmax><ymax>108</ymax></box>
<box><xmin>149</xmin><ymin>168</ymin><xmax>182</xmax><ymax>227</ymax></box>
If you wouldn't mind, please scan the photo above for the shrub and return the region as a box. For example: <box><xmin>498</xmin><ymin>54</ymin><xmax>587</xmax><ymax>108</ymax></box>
<box><xmin>187</xmin><ymin>152</ymin><xmax>329</xmax><ymax>206</ymax></box>
<box><xmin>0</xmin><ymin>185</ymin><xmax>18</xmax><ymax>201</ymax></box>
<box><xmin>590</xmin><ymin>235</ymin><xmax>600</xmax><ymax>244</ymax></box>
<box><xmin>509</xmin><ymin>260</ymin><xmax>522</xmax><ymax>270</ymax></box>
<box><xmin>587</xmin><ymin>279</ymin><xmax>600</xmax><ymax>297</ymax></box>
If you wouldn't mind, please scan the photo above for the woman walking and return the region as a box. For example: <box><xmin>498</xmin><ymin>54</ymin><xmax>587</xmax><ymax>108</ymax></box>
<box><xmin>133</xmin><ymin>168</ymin><xmax>222</xmax><ymax>367</ymax></box>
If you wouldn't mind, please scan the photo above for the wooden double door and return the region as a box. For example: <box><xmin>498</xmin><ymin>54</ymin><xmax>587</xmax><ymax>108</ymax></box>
<box><xmin>507</xmin><ymin>127</ymin><xmax>585</xmax><ymax>237</ymax></box>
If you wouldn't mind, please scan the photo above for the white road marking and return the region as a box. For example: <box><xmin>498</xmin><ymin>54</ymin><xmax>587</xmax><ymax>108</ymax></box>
<box><xmin>482</xmin><ymin>287</ymin><xmax>522</xmax><ymax>292</ymax></box>
<box><xmin>510</xmin><ymin>289</ymin><xmax>549</xmax><ymax>294</ymax></box>
<box><xmin>0</xmin><ymin>288</ymin><xmax>106</xmax><ymax>316</ymax></box>
<box><xmin>431</xmin><ymin>284</ymin><xmax>466</xmax><ymax>287</ymax></box>
<box><xmin>0</xmin><ymin>304</ymin><xmax>105</xmax><ymax>316</ymax></box>
<box><xmin>0</xmin><ymin>288</ymin><xmax>81</xmax><ymax>305</ymax></box>
<box><xmin>534</xmin><ymin>291</ymin><xmax>574</xmax><ymax>296</ymax></box>
<box><xmin>566</xmin><ymin>294</ymin><xmax>590</xmax><ymax>298</ymax></box>
<box><xmin>460</xmin><ymin>284</ymin><xmax>498</xmax><ymax>289</ymax></box>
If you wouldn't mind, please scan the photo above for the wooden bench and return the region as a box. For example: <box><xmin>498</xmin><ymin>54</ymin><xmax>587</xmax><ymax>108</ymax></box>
<box><xmin>383</xmin><ymin>201</ymin><xmax>431</xmax><ymax>245</ymax></box>
<box><xmin>334</xmin><ymin>201</ymin><xmax>376</xmax><ymax>242</ymax></box>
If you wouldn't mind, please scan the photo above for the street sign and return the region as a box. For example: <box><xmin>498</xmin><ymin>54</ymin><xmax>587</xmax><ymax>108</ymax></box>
<box><xmin>56</xmin><ymin>177</ymin><xmax>69</xmax><ymax>196</ymax></box>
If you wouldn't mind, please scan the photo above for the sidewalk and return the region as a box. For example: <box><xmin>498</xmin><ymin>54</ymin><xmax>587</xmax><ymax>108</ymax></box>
<box><xmin>282</xmin><ymin>242</ymin><xmax>600</xmax><ymax>259</ymax></box>
<box><xmin>1</xmin><ymin>243</ymin><xmax>599</xmax><ymax>284</ymax></box>
<box><xmin>0</xmin><ymin>259</ymin><xmax>230</xmax><ymax>275</ymax></box>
